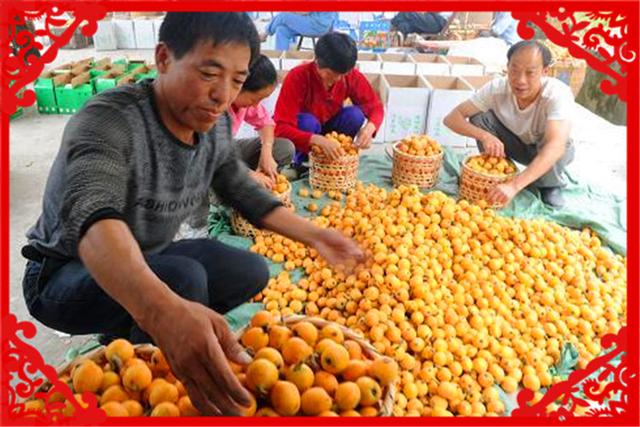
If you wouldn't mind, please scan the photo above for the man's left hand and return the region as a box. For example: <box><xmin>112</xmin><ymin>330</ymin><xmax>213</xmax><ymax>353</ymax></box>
<box><xmin>487</xmin><ymin>181</ymin><xmax>520</xmax><ymax>206</ymax></box>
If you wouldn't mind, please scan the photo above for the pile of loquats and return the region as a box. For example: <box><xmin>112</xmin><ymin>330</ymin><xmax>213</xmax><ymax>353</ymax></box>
<box><xmin>396</xmin><ymin>135</ymin><xmax>442</xmax><ymax>157</ymax></box>
<box><xmin>272</xmin><ymin>174</ymin><xmax>291</xmax><ymax>195</ymax></box>
<box><xmin>236</xmin><ymin>310</ymin><xmax>398</xmax><ymax>416</ymax></box>
<box><xmin>22</xmin><ymin>339</ymin><xmax>198</xmax><ymax>417</ymax></box>
<box><xmin>466</xmin><ymin>155</ymin><xmax>517</xmax><ymax>177</ymax></box>
<box><xmin>251</xmin><ymin>183</ymin><xmax>627</xmax><ymax>416</ymax></box>
<box><xmin>311</xmin><ymin>132</ymin><xmax>359</xmax><ymax>158</ymax></box>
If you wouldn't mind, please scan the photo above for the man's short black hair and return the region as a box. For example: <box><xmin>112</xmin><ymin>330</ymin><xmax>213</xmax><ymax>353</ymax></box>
<box><xmin>314</xmin><ymin>32</ymin><xmax>357</xmax><ymax>74</ymax></box>
<box><xmin>242</xmin><ymin>54</ymin><xmax>277</xmax><ymax>92</ymax></box>
<box><xmin>507</xmin><ymin>40</ymin><xmax>553</xmax><ymax>67</ymax></box>
<box><xmin>159</xmin><ymin>12</ymin><xmax>260</xmax><ymax>65</ymax></box>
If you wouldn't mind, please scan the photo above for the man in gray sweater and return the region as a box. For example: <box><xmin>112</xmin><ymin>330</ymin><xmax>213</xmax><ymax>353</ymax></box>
<box><xmin>21</xmin><ymin>12</ymin><xmax>363</xmax><ymax>416</ymax></box>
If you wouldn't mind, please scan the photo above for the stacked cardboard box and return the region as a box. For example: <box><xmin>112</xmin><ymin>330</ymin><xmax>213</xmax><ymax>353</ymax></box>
<box><xmin>424</xmin><ymin>76</ymin><xmax>475</xmax><ymax>148</ymax></box>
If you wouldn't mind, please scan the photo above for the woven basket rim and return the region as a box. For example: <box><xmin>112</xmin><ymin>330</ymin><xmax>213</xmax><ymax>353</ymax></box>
<box><xmin>309</xmin><ymin>151</ymin><xmax>360</xmax><ymax>165</ymax></box>
<box><xmin>462</xmin><ymin>154</ymin><xmax>518</xmax><ymax>179</ymax></box>
<box><xmin>392</xmin><ymin>141</ymin><xmax>444</xmax><ymax>161</ymax></box>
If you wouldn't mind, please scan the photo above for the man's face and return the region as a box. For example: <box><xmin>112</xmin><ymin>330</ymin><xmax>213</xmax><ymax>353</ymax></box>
<box><xmin>317</xmin><ymin>66</ymin><xmax>346</xmax><ymax>88</ymax></box>
<box><xmin>156</xmin><ymin>40</ymin><xmax>251</xmax><ymax>134</ymax></box>
<box><xmin>507</xmin><ymin>46</ymin><xmax>547</xmax><ymax>103</ymax></box>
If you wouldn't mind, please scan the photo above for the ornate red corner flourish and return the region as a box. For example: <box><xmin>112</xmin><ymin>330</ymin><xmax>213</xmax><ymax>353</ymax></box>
<box><xmin>512</xmin><ymin>9</ymin><xmax>637</xmax><ymax>102</ymax></box>
<box><xmin>512</xmin><ymin>326</ymin><xmax>635</xmax><ymax>418</ymax></box>
<box><xmin>0</xmin><ymin>1</ymin><xmax>107</xmax><ymax>115</ymax></box>
<box><xmin>1</xmin><ymin>314</ymin><xmax>106</xmax><ymax>424</ymax></box>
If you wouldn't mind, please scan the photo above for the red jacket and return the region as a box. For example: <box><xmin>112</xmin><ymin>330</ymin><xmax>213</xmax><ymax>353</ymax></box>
<box><xmin>274</xmin><ymin>62</ymin><xmax>384</xmax><ymax>153</ymax></box>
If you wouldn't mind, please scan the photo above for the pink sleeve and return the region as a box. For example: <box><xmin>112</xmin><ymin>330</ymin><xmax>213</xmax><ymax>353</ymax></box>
<box><xmin>243</xmin><ymin>103</ymin><xmax>276</xmax><ymax>131</ymax></box>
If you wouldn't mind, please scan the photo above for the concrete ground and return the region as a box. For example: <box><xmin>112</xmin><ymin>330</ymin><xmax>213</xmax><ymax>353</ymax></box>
<box><xmin>9</xmin><ymin>45</ymin><xmax>627</xmax><ymax>367</ymax></box>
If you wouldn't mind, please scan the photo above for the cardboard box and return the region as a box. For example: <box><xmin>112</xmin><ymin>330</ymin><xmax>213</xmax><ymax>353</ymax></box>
<box><xmin>134</xmin><ymin>19</ymin><xmax>156</xmax><ymax>49</ymax></box>
<box><xmin>380</xmin><ymin>74</ymin><xmax>432</xmax><ymax>142</ymax></box>
<box><xmin>363</xmin><ymin>73</ymin><xmax>386</xmax><ymax>143</ymax></box>
<box><xmin>356</xmin><ymin>52</ymin><xmax>381</xmax><ymax>74</ymax></box>
<box><xmin>359</xmin><ymin>20</ymin><xmax>392</xmax><ymax>51</ymax></box>
<box><xmin>281</xmin><ymin>51</ymin><xmax>314</xmax><ymax>71</ymax></box>
<box><xmin>262</xmin><ymin>50</ymin><xmax>283</xmax><ymax>71</ymax></box>
<box><xmin>380</xmin><ymin>53</ymin><xmax>416</xmax><ymax>76</ymax></box>
<box><xmin>94</xmin><ymin>20</ymin><xmax>118</xmax><ymax>51</ymax></box>
<box><xmin>411</xmin><ymin>54</ymin><xmax>450</xmax><ymax>76</ymax></box>
<box><xmin>113</xmin><ymin>19</ymin><xmax>137</xmax><ymax>49</ymax></box>
<box><xmin>424</xmin><ymin>76</ymin><xmax>474</xmax><ymax>147</ymax></box>
<box><xmin>446</xmin><ymin>56</ymin><xmax>485</xmax><ymax>76</ymax></box>
<box><xmin>460</xmin><ymin>75</ymin><xmax>496</xmax><ymax>91</ymax></box>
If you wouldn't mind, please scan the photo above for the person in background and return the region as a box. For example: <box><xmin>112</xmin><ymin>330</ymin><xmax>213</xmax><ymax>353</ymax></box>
<box><xmin>444</xmin><ymin>40</ymin><xmax>575</xmax><ymax>208</ymax></box>
<box><xmin>480</xmin><ymin>12</ymin><xmax>522</xmax><ymax>46</ymax></box>
<box><xmin>274</xmin><ymin>32</ymin><xmax>384</xmax><ymax>169</ymax></box>
<box><xmin>229</xmin><ymin>54</ymin><xmax>294</xmax><ymax>189</ymax></box>
<box><xmin>261</xmin><ymin>12</ymin><xmax>338</xmax><ymax>51</ymax></box>
<box><xmin>390</xmin><ymin>12</ymin><xmax>453</xmax><ymax>36</ymax></box>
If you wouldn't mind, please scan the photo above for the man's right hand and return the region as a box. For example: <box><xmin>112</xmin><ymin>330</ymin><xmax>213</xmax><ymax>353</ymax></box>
<box><xmin>145</xmin><ymin>297</ymin><xmax>253</xmax><ymax>415</ymax></box>
<box><xmin>479</xmin><ymin>132</ymin><xmax>505</xmax><ymax>157</ymax></box>
<box><xmin>310</xmin><ymin>135</ymin><xmax>343</xmax><ymax>161</ymax></box>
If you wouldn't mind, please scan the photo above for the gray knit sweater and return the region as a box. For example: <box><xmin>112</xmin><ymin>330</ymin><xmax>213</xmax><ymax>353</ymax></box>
<box><xmin>26</xmin><ymin>80</ymin><xmax>281</xmax><ymax>259</ymax></box>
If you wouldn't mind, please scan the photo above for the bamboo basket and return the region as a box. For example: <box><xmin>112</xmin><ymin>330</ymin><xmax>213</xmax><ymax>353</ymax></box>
<box><xmin>459</xmin><ymin>155</ymin><xmax>518</xmax><ymax>208</ymax></box>
<box><xmin>231</xmin><ymin>183</ymin><xmax>293</xmax><ymax>239</ymax></box>
<box><xmin>236</xmin><ymin>314</ymin><xmax>396</xmax><ymax>416</ymax></box>
<box><xmin>391</xmin><ymin>142</ymin><xmax>444</xmax><ymax>189</ymax></box>
<box><xmin>309</xmin><ymin>152</ymin><xmax>360</xmax><ymax>192</ymax></box>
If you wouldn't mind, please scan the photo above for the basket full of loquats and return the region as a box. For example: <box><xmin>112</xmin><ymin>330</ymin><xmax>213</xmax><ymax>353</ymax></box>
<box><xmin>236</xmin><ymin>311</ymin><xmax>398</xmax><ymax>416</ymax></box>
<box><xmin>21</xmin><ymin>340</ymin><xmax>200</xmax><ymax>417</ymax></box>
<box><xmin>309</xmin><ymin>132</ymin><xmax>360</xmax><ymax>193</ymax></box>
<box><xmin>231</xmin><ymin>174</ymin><xmax>294</xmax><ymax>238</ymax></box>
<box><xmin>391</xmin><ymin>135</ymin><xmax>444</xmax><ymax>189</ymax></box>
<box><xmin>459</xmin><ymin>154</ymin><xmax>518</xmax><ymax>208</ymax></box>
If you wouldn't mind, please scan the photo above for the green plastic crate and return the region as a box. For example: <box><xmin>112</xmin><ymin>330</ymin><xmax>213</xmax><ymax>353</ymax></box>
<box><xmin>34</xmin><ymin>78</ymin><xmax>59</xmax><ymax>114</ymax></box>
<box><xmin>135</xmin><ymin>68</ymin><xmax>157</xmax><ymax>81</ymax></box>
<box><xmin>89</xmin><ymin>69</ymin><xmax>108</xmax><ymax>92</ymax></box>
<box><xmin>55</xmin><ymin>82</ymin><xmax>93</xmax><ymax>114</ymax></box>
<box><xmin>94</xmin><ymin>76</ymin><xmax>122</xmax><ymax>93</ymax></box>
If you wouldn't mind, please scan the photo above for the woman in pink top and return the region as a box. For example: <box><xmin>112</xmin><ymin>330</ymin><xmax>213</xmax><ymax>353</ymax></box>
<box><xmin>230</xmin><ymin>54</ymin><xmax>294</xmax><ymax>189</ymax></box>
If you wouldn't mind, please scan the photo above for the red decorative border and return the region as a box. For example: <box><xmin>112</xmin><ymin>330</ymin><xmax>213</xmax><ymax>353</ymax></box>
<box><xmin>2</xmin><ymin>314</ymin><xmax>106</xmax><ymax>424</ymax></box>
<box><xmin>0</xmin><ymin>2</ymin><xmax>638</xmax><ymax>426</ymax></box>
<box><xmin>513</xmin><ymin>9</ymin><xmax>636</xmax><ymax>102</ymax></box>
<box><xmin>512</xmin><ymin>327</ymin><xmax>633</xmax><ymax>418</ymax></box>
<box><xmin>0</xmin><ymin>1</ymin><xmax>107</xmax><ymax>115</ymax></box>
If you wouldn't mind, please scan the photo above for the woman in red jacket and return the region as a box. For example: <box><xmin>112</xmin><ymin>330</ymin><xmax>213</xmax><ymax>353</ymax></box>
<box><xmin>273</xmin><ymin>32</ymin><xmax>384</xmax><ymax>168</ymax></box>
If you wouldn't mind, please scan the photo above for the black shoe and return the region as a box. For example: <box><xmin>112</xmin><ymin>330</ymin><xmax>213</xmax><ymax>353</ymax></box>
<box><xmin>540</xmin><ymin>187</ymin><xmax>565</xmax><ymax>208</ymax></box>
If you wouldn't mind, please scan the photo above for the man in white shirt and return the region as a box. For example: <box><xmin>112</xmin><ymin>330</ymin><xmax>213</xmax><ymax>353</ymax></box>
<box><xmin>444</xmin><ymin>40</ymin><xmax>575</xmax><ymax>208</ymax></box>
